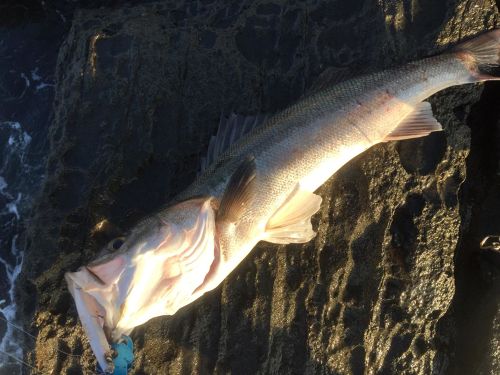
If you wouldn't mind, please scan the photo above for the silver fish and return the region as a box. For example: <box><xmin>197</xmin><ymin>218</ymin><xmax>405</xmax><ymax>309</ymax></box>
<box><xmin>66</xmin><ymin>29</ymin><xmax>500</xmax><ymax>372</ymax></box>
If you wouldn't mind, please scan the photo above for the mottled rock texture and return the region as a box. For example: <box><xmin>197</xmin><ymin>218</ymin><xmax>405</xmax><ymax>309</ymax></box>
<box><xmin>19</xmin><ymin>1</ymin><xmax>500</xmax><ymax>374</ymax></box>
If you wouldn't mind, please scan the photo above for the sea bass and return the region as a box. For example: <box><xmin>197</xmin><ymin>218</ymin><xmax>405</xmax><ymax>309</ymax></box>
<box><xmin>66</xmin><ymin>29</ymin><xmax>500</xmax><ymax>372</ymax></box>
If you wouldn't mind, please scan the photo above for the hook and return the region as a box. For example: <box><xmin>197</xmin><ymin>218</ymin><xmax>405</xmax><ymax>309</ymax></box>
<box><xmin>480</xmin><ymin>235</ymin><xmax>500</xmax><ymax>251</ymax></box>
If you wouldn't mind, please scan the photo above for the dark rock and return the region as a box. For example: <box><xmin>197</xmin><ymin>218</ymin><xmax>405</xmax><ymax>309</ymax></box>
<box><xmin>396</xmin><ymin>131</ymin><xmax>447</xmax><ymax>175</ymax></box>
<box><xmin>236</xmin><ymin>16</ymin><xmax>278</xmax><ymax>65</ymax></box>
<box><xmin>256</xmin><ymin>3</ymin><xmax>281</xmax><ymax>16</ymax></box>
<box><xmin>199</xmin><ymin>30</ymin><xmax>217</xmax><ymax>49</ymax></box>
<box><xmin>15</xmin><ymin>1</ymin><xmax>500</xmax><ymax>375</ymax></box>
<box><xmin>447</xmin><ymin>80</ymin><xmax>500</xmax><ymax>375</ymax></box>
<box><xmin>310</xmin><ymin>0</ymin><xmax>366</xmax><ymax>24</ymax></box>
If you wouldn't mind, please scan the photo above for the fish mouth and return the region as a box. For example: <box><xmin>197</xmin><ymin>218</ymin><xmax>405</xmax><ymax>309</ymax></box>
<box><xmin>65</xmin><ymin>270</ymin><xmax>113</xmax><ymax>371</ymax></box>
<box><xmin>85</xmin><ymin>266</ymin><xmax>106</xmax><ymax>285</ymax></box>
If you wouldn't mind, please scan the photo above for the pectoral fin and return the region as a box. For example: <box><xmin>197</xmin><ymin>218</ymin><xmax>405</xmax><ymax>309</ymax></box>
<box><xmin>217</xmin><ymin>156</ymin><xmax>256</xmax><ymax>223</ymax></box>
<box><xmin>264</xmin><ymin>185</ymin><xmax>322</xmax><ymax>244</ymax></box>
<box><xmin>383</xmin><ymin>101</ymin><xmax>442</xmax><ymax>142</ymax></box>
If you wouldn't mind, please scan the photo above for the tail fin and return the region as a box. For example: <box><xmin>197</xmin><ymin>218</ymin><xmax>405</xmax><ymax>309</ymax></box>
<box><xmin>453</xmin><ymin>29</ymin><xmax>500</xmax><ymax>81</ymax></box>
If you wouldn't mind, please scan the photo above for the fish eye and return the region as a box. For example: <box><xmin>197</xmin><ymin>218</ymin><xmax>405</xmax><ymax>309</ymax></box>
<box><xmin>111</xmin><ymin>237</ymin><xmax>125</xmax><ymax>250</ymax></box>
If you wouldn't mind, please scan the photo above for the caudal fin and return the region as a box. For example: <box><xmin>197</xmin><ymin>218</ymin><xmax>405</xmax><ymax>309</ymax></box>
<box><xmin>454</xmin><ymin>29</ymin><xmax>500</xmax><ymax>81</ymax></box>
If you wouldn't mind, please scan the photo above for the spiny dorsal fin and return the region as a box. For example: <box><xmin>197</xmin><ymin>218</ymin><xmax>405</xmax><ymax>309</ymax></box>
<box><xmin>307</xmin><ymin>67</ymin><xmax>361</xmax><ymax>95</ymax></box>
<box><xmin>217</xmin><ymin>156</ymin><xmax>256</xmax><ymax>223</ymax></box>
<box><xmin>383</xmin><ymin>101</ymin><xmax>442</xmax><ymax>142</ymax></box>
<box><xmin>200</xmin><ymin>113</ymin><xmax>267</xmax><ymax>174</ymax></box>
<box><xmin>264</xmin><ymin>184</ymin><xmax>322</xmax><ymax>244</ymax></box>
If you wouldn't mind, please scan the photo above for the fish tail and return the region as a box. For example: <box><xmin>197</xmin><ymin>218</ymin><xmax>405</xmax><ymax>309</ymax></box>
<box><xmin>453</xmin><ymin>29</ymin><xmax>500</xmax><ymax>82</ymax></box>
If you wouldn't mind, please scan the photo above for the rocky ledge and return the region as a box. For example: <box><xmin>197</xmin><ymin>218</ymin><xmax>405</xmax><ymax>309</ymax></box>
<box><xmin>19</xmin><ymin>1</ymin><xmax>500</xmax><ymax>374</ymax></box>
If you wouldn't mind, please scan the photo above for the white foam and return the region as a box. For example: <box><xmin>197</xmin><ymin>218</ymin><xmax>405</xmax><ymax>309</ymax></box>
<box><xmin>6</xmin><ymin>132</ymin><xmax>30</xmax><ymax>150</ymax></box>
<box><xmin>29</xmin><ymin>68</ymin><xmax>54</xmax><ymax>92</ymax></box>
<box><xmin>22</xmin><ymin>132</ymin><xmax>31</xmax><ymax>146</ymax></box>
<box><xmin>1</xmin><ymin>121</ymin><xmax>21</xmax><ymax>130</ymax></box>
<box><xmin>30</xmin><ymin>68</ymin><xmax>41</xmax><ymax>81</ymax></box>
<box><xmin>36</xmin><ymin>82</ymin><xmax>54</xmax><ymax>91</ymax></box>
<box><xmin>0</xmin><ymin>235</ymin><xmax>24</xmax><ymax>362</ymax></box>
<box><xmin>0</xmin><ymin>176</ymin><xmax>7</xmax><ymax>193</ymax></box>
<box><xmin>6</xmin><ymin>195</ymin><xmax>21</xmax><ymax>220</ymax></box>
<box><xmin>0</xmin><ymin>120</ymin><xmax>39</xmax><ymax>371</ymax></box>
<box><xmin>20</xmin><ymin>73</ymin><xmax>30</xmax><ymax>88</ymax></box>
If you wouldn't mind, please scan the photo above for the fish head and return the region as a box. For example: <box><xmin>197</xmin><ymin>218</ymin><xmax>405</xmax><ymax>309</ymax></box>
<box><xmin>65</xmin><ymin>196</ymin><xmax>219</xmax><ymax>367</ymax></box>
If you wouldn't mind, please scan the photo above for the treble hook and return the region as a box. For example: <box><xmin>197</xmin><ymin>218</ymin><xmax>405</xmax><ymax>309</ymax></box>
<box><xmin>480</xmin><ymin>235</ymin><xmax>500</xmax><ymax>251</ymax></box>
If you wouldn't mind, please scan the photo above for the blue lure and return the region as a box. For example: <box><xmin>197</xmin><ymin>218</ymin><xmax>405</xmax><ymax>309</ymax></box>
<box><xmin>96</xmin><ymin>336</ymin><xmax>134</xmax><ymax>375</ymax></box>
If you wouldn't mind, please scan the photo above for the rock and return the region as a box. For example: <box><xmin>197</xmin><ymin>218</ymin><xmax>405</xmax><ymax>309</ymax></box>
<box><xmin>19</xmin><ymin>1</ymin><xmax>500</xmax><ymax>374</ymax></box>
<box><xmin>446</xmin><ymin>82</ymin><xmax>500</xmax><ymax>375</ymax></box>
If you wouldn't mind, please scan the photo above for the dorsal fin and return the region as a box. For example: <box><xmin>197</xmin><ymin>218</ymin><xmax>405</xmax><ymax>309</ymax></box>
<box><xmin>264</xmin><ymin>184</ymin><xmax>322</xmax><ymax>244</ymax></box>
<box><xmin>306</xmin><ymin>67</ymin><xmax>359</xmax><ymax>95</ymax></box>
<box><xmin>383</xmin><ymin>101</ymin><xmax>443</xmax><ymax>142</ymax></box>
<box><xmin>200</xmin><ymin>113</ymin><xmax>267</xmax><ymax>174</ymax></box>
<box><xmin>217</xmin><ymin>156</ymin><xmax>256</xmax><ymax>223</ymax></box>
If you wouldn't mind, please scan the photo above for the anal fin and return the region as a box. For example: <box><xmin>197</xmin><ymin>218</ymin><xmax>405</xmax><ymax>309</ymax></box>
<box><xmin>264</xmin><ymin>185</ymin><xmax>322</xmax><ymax>244</ymax></box>
<box><xmin>383</xmin><ymin>101</ymin><xmax>442</xmax><ymax>142</ymax></box>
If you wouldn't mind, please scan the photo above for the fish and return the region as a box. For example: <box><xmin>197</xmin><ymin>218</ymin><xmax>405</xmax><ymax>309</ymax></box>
<box><xmin>65</xmin><ymin>29</ymin><xmax>500</xmax><ymax>372</ymax></box>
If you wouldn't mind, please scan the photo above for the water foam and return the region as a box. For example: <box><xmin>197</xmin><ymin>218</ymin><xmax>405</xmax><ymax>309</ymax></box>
<box><xmin>0</xmin><ymin>121</ymin><xmax>36</xmax><ymax>371</ymax></box>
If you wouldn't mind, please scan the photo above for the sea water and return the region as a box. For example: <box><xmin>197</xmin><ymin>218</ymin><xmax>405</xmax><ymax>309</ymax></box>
<box><xmin>0</xmin><ymin>8</ymin><xmax>64</xmax><ymax>371</ymax></box>
<box><xmin>0</xmin><ymin>121</ymin><xmax>34</xmax><ymax>371</ymax></box>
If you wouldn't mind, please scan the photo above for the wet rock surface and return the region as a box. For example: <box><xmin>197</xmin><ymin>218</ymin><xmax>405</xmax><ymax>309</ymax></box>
<box><xmin>15</xmin><ymin>0</ymin><xmax>500</xmax><ymax>374</ymax></box>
